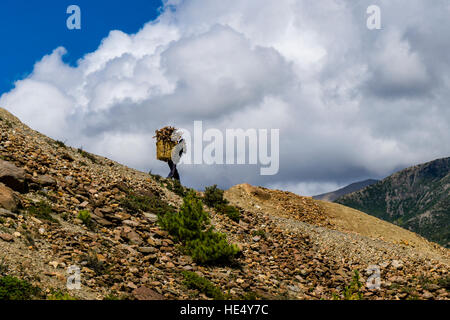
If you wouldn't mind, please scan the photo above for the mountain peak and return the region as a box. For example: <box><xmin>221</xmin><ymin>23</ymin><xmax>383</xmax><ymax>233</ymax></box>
<box><xmin>336</xmin><ymin>157</ymin><xmax>450</xmax><ymax>248</ymax></box>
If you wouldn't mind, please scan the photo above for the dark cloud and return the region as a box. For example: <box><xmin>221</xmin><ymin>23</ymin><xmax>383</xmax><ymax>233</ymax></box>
<box><xmin>1</xmin><ymin>0</ymin><xmax>449</xmax><ymax>196</ymax></box>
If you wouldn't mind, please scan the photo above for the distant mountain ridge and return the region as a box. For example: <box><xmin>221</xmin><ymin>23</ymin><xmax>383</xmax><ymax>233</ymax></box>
<box><xmin>335</xmin><ymin>157</ymin><xmax>450</xmax><ymax>248</ymax></box>
<box><xmin>313</xmin><ymin>179</ymin><xmax>379</xmax><ymax>202</ymax></box>
<box><xmin>0</xmin><ymin>107</ymin><xmax>449</xmax><ymax>300</ymax></box>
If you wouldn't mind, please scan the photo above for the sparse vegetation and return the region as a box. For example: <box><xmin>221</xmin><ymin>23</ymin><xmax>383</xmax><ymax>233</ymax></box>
<box><xmin>3</xmin><ymin>120</ymin><xmax>13</xmax><ymax>128</ymax></box>
<box><xmin>185</xmin><ymin>230</ymin><xmax>241</xmax><ymax>265</ymax></box>
<box><xmin>47</xmin><ymin>289</ymin><xmax>77</xmax><ymax>300</ymax></box>
<box><xmin>438</xmin><ymin>276</ymin><xmax>450</xmax><ymax>291</ymax></box>
<box><xmin>77</xmin><ymin>147</ymin><xmax>97</xmax><ymax>164</ymax></box>
<box><xmin>342</xmin><ymin>270</ymin><xmax>364</xmax><ymax>300</ymax></box>
<box><xmin>0</xmin><ymin>258</ymin><xmax>8</xmax><ymax>276</ymax></box>
<box><xmin>61</xmin><ymin>152</ymin><xmax>74</xmax><ymax>162</ymax></box>
<box><xmin>166</xmin><ymin>179</ymin><xmax>187</xmax><ymax>197</ymax></box>
<box><xmin>103</xmin><ymin>293</ymin><xmax>120</xmax><ymax>300</ymax></box>
<box><xmin>148</xmin><ymin>170</ymin><xmax>163</xmax><ymax>182</ymax></box>
<box><xmin>203</xmin><ymin>185</ymin><xmax>227</xmax><ymax>208</ymax></box>
<box><xmin>121</xmin><ymin>192</ymin><xmax>175</xmax><ymax>216</ymax></box>
<box><xmin>54</xmin><ymin>140</ymin><xmax>67</xmax><ymax>148</ymax></box>
<box><xmin>77</xmin><ymin>210</ymin><xmax>93</xmax><ymax>228</ymax></box>
<box><xmin>0</xmin><ymin>276</ymin><xmax>39</xmax><ymax>300</ymax></box>
<box><xmin>242</xmin><ymin>291</ymin><xmax>259</xmax><ymax>300</ymax></box>
<box><xmin>216</xmin><ymin>203</ymin><xmax>241</xmax><ymax>222</ymax></box>
<box><xmin>159</xmin><ymin>191</ymin><xmax>240</xmax><ymax>265</ymax></box>
<box><xmin>203</xmin><ymin>185</ymin><xmax>241</xmax><ymax>222</ymax></box>
<box><xmin>252</xmin><ymin>229</ymin><xmax>267</xmax><ymax>239</ymax></box>
<box><xmin>182</xmin><ymin>271</ymin><xmax>224</xmax><ymax>300</ymax></box>
<box><xmin>37</xmin><ymin>189</ymin><xmax>58</xmax><ymax>203</ymax></box>
<box><xmin>27</xmin><ymin>201</ymin><xmax>59</xmax><ymax>223</ymax></box>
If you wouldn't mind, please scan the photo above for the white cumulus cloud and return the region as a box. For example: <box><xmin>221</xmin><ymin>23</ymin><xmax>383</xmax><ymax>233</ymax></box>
<box><xmin>1</xmin><ymin>0</ymin><xmax>449</xmax><ymax>195</ymax></box>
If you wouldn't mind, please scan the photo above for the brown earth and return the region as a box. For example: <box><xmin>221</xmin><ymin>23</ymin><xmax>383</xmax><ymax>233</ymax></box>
<box><xmin>0</xmin><ymin>107</ymin><xmax>448</xmax><ymax>300</ymax></box>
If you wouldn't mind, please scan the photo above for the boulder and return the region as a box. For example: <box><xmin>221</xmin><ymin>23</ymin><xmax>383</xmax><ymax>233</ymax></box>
<box><xmin>34</xmin><ymin>174</ymin><xmax>57</xmax><ymax>187</ymax></box>
<box><xmin>121</xmin><ymin>226</ymin><xmax>143</xmax><ymax>245</ymax></box>
<box><xmin>138</xmin><ymin>246</ymin><xmax>157</xmax><ymax>254</ymax></box>
<box><xmin>0</xmin><ymin>233</ymin><xmax>14</xmax><ymax>242</ymax></box>
<box><xmin>0</xmin><ymin>183</ymin><xmax>20</xmax><ymax>211</ymax></box>
<box><xmin>143</xmin><ymin>212</ymin><xmax>158</xmax><ymax>223</ymax></box>
<box><xmin>132</xmin><ymin>286</ymin><xmax>165</xmax><ymax>300</ymax></box>
<box><xmin>0</xmin><ymin>160</ymin><xmax>27</xmax><ymax>192</ymax></box>
<box><xmin>91</xmin><ymin>213</ymin><xmax>113</xmax><ymax>226</ymax></box>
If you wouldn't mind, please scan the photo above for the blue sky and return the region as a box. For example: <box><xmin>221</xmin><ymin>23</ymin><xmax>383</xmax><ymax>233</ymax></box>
<box><xmin>0</xmin><ymin>0</ymin><xmax>163</xmax><ymax>95</ymax></box>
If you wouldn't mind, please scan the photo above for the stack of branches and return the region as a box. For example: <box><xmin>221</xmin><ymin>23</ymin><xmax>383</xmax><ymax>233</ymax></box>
<box><xmin>154</xmin><ymin>126</ymin><xmax>177</xmax><ymax>142</ymax></box>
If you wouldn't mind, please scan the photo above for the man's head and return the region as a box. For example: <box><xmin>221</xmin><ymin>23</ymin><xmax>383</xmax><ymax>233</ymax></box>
<box><xmin>170</xmin><ymin>129</ymin><xmax>183</xmax><ymax>143</ymax></box>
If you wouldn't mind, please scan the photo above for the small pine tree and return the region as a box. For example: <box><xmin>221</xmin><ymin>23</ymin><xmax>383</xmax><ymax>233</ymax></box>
<box><xmin>203</xmin><ymin>185</ymin><xmax>241</xmax><ymax>222</ymax></box>
<box><xmin>343</xmin><ymin>270</ymin><xmax>364</xmax><ymax>300</ymax></box>
<box><xmin>159</xmin><ymin>191</ymin><xmax>209</xmax><ymax>242</ymax></box>
<box><xmin>186</xmin><ymin>230</ymin><xmax>240</xmax><ymax>264</ymax></box>
<box><xmin>203</xmin><ymin>185</ymin><xmax>227</xmax><ymax>207</ymax></box>
<box><xmin>159</xmin><ymin>191</ymin><xmax>240</xmax><ymax>264</ymax></box>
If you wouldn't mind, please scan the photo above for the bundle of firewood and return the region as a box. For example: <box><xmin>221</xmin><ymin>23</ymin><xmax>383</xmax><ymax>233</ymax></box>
<box><xmin>154</xmin><ymin>126</ymin><xmax>179</xmax><ymax>161</ymax></box>
<box><xmin>154</xmin><ymin>126</ymin><xmax>177</xmax><ymax>142</ymax></box>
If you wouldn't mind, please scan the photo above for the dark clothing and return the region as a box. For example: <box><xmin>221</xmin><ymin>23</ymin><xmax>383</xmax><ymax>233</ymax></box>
<box><xmin>167</xmin><ymin>138</ymin><xmax>185</xmax><ymax>181</ymax></box>
<box><xmin>167</xmin><ymin>160</ymin><xmax>180</xmax><ymax>181</ymax></box>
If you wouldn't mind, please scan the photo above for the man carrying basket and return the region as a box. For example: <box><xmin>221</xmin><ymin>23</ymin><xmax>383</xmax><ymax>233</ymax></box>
<box><xmin>154</xmin><ymin>126</ymin><xmax>186</xmax><ymax>181</ymax></box>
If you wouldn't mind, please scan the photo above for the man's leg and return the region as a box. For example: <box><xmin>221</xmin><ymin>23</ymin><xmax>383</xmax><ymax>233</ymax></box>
<box><xmin>173</xmin><ymin>166</ymin><xmax>180</xmax><ymax>181</ymax></box>
<box><xmin>167</xmin><ymin>160</ymin><xmax>175</xmax><ymax>178</ymax></box>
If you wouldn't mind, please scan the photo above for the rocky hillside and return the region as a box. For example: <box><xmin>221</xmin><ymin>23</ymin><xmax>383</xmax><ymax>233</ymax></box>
<box><xmin>313</xmin><ymin>179</ymin><xmax>379</xmax><ymax>202</ymax></box>
<box><xmin>335</xmin><ymin>158</ymin><xmax>450</xmax><ymax>248</ymax></box>
<box><xmin>0</xmin><ymin>107</ymin><xmax>448</xmax><ymax>300</ymax></box>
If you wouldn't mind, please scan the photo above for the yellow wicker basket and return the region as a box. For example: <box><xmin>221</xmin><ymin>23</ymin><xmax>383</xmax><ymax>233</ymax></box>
<box><xmin>156</xmin><ymin>139</ymin><xmax>176</xmax><ymax>162</ymax></box>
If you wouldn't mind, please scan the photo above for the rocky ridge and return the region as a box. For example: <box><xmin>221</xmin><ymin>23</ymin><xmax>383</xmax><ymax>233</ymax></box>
<box><xmin>0</xmin><ymin>107</ymin><xmax>448</xmax><ymax>300</ymax></box>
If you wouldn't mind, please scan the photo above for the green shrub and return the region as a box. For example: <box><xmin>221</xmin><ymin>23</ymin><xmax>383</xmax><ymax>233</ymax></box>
<box><xmin>182</xmin><ymin>271</ymin><xmax>224</xmax><ymax>300</ymax></box>
<box><xmin>203</xmin><ymin>185</ymin><xmax>227</xmax><ymax>208</ymax></box>
<box><xmin>437</xmin><ymin>276</ymin><xmax>450</xmax><ymax>291</ymax></box>
<box><xmin>342</xmin><ymin>270</ymin><xmax>363</xmax><ymax>300</ymax></box>
<box><xmin>203</xmin><ymin>185</ymin><xmax>240</xmax><ymax>222</ymax></box>
<box><xmin>0</xmin><ymin>276</ymin><xmax>38</xmax><ymax>300</ymax></box>
<box><xmin>148</xmin><ymin>171</ymin><xmax>162</xmax><ymax>182</ymax></box>
<box><xmin>159</xmin><ymin>192</ymin><xmax>209</xmax><ymax>242</ymax></box>
<box><xmin>185</xmin><ymin>230</ymin><xmax>241</xmax><ymax>264</ymax></box>
<box><xmin>47</xmin><ymin>289</ymin><xmax>77</xmax><ymax>300</ymax></box>
<box><xmin>216</xmin><ymin>204</ymin><xmax>241</xmax><ymax>222</ymax></box>
<box><xmin>159</xmin><ymin>191</ymin><xmax>240</xmax><ymax>265</ymax></box>
<box><xmin>77</xmin><ymin>210</ymin><xmax>92</xmax><ymax>227</ymax></box>
<box><xmin>77</xmin><ymin>148</ymin><xmax>97</xmax><ymax>164</ymax></box>
<box><xmin>103</xmin><ymin>293</ymin><xmax>119</xmax><ymax>300</ymax></box>
<box><xmin>252</xmin><ymin>229</ymin><xmax>266</xmax><ymax>239</ymax></box>
<box><xmin>121</xmin><ymin>192</ymin><xmax>175</xmax><ymax>216</ymax></box>
<box><xmin>27</xmin><ymin>202</ymin><xmax>59</xmax><ymax>223</ymax></box>
<box><xmin>166</xmin><ymin>179</ymin><xmax>187</xmax><ymax>197</ymax></box>
<box><xmin>54</xmin><ymin>140</ymin><xmax>67</xmax><ymax>148</ymax></box>
<box><xmin>0</xmin><ymin>258</ymin><xmax>8</xmax><ymax>276</ymax></box>
<box><xmin>242</xmin><ymin>291</ymin><xmax>259</xmax><ymax>300</ymax></box>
